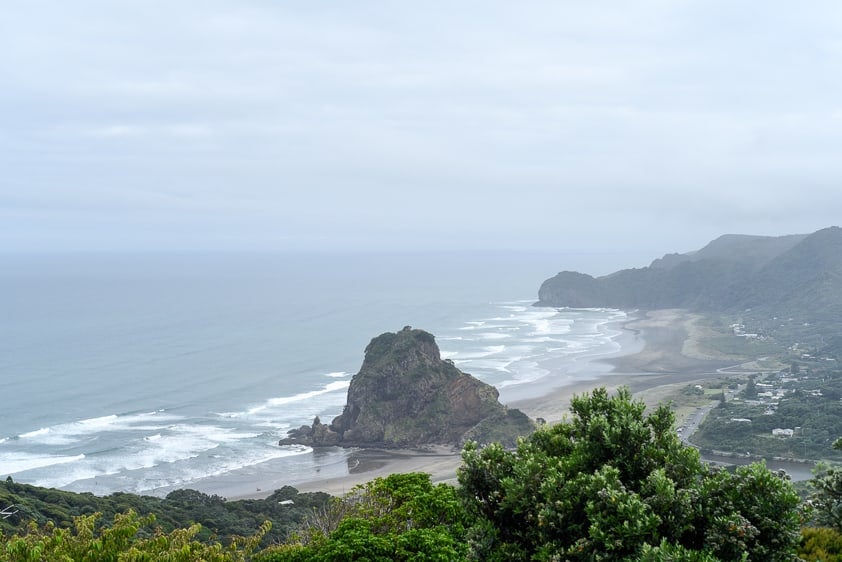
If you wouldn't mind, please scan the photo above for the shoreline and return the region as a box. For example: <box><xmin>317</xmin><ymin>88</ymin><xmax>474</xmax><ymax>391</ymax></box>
<box><xmin>218</xmin><ymin>309</ymin><xmax>734</xmax><ymax>500</ymax></box>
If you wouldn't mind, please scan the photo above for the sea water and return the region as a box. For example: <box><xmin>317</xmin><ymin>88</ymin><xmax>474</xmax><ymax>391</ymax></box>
<box><xmin>0</xmin><ymin>252</ymin><xmax>628</xmax><ymax>495</ymax></box>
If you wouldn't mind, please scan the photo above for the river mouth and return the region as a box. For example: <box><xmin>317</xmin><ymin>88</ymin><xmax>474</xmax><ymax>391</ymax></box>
<box><xmin>700</xmin><ymin>452</ymin><xmax>815</xmax><ymax>481</ymax></box>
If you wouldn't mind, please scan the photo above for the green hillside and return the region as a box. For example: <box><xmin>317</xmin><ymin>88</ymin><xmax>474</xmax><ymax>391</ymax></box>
<box><xmin>537</xmin><ymin>227</ymin><xmax>842</xmax><ymax>324</ymax></box>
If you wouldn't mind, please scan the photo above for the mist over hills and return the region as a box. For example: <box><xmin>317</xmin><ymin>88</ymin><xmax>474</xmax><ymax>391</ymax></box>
<box><xmin>537</xmin><ymin>226</ymin><xmax>842</xmax><ymax>322</ymax></box>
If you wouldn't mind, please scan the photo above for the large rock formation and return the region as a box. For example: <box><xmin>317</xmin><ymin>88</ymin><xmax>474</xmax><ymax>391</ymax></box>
<box><xmin>280</xmin><ymin>327</ymin><xmax>533</xmax><ymax>448</ymax></box>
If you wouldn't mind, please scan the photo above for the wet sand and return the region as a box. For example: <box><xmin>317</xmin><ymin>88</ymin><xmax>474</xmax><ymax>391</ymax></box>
<box><xmin>225</xmin><ymin>309</ymin><xmax>735</xmax><ymax>499</ymax></box>
<box><xmin>293</xmin><ymin>446</ymin><xmax>463</xmax><ymax>496</ymax></box>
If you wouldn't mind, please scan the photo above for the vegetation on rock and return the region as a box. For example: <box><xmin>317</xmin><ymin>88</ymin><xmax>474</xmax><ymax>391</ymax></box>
<box><xmin>282</xmin><ymin>326</ymin><xmax>534</xmax><ymax>448</ymax></box>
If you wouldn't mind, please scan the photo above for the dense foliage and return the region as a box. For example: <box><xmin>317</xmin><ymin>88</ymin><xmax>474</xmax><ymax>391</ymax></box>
<box><xmin>810</xmin><ymin>439</ymin><xmax>842</xmax><ymax>534</ymax></box>
<box><xmin>257</xmin><ymin>472</ymin><xmax>469</xmax><ymax>561</ymax></box>
<box><xmin>1</xmin><ymin>509</ymin><xmax>269</xmax><ymax>561</ymax></box>
<box><xmin>799</xmin><ymin>527</ymin><xmax>842</xmax><ymax>561</ymax></box>
<box><xmin>1</xmin><ymin>388</ymin><xmax>809</xmax><ymax>560</ymax></box>
<box><xmin>0</xmin><ymin>478</ymin><xmax>329</xmax><ymax>548</ymax></box>
<box><xmin>458</xmin><ymin>387</ymin><xmax>802</xmax><ymax>561</ymax></box>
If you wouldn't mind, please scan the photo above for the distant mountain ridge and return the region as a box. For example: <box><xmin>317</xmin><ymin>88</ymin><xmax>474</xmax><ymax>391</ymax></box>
<box><xmin>536</xmin><ymin>227</ymin><xmax>842</xmax><ymax>321</ymax></box>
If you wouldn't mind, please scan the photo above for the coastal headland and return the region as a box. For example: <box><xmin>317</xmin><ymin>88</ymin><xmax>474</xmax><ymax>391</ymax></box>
<box><xmin>219</xmin><ymin>309</ymin><xmax>737</xmax><ymax>499</ymax></box>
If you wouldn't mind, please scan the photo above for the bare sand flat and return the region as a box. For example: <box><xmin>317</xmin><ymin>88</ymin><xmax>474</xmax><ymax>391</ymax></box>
<box><xmin>293</xmin><ymin>446</ymin><xmax>463</xmax><ymax>496</ymax></box>
<box><xmin>227</xmin><ymin>309</ymin><xmax>736</xmax><ymax>500</ymax></box>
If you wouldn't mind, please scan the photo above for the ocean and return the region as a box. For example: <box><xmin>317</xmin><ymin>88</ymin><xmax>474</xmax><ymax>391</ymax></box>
<box><xmin>0</xmin><ymin>252</ymin><xmax>629</xmax><ymax>496</ymax></box>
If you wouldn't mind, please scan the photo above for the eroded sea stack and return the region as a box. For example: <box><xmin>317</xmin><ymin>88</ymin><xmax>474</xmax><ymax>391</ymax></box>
<box><xmin>280</xmin><ymin>327</ymin><xmax>534</xmax><ymax>448</ymax></box>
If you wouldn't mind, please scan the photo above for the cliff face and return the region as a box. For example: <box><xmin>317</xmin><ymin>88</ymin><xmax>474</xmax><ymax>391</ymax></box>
<box><xmin>280</xmin><ymin>327</ymin><xmax>533</xmax><ymax>448</ymax></box>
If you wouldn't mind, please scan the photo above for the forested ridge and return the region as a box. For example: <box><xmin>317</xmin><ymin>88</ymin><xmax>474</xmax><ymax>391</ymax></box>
<box><xmin>537</xmin><ymin>227</ymin><xmax>842</xmax><ymax>327</ymax></box>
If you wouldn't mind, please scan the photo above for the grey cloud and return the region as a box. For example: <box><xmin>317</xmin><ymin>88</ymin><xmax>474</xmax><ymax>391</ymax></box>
<box><xmin>2</xmin><ymin>2</ymin><xmax>842</xmax><ymax>255</ymax></box>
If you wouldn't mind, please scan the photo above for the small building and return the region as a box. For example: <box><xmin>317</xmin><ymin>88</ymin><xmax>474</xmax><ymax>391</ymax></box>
<box><xmin>772</xmin><ymin>428</ymin><xmax>794</xmax><ymax>438</ymax></box>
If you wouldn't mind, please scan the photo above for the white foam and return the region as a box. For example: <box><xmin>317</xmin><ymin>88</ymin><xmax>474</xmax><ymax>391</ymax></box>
<box><xmin>529</xmin><ymin>318</ymin><xmax>552</xmax><ymax>334</ymax></box>
<box><xmin>1</xmin><ymin>452</ymin><xmax>86</xmax><ymax>475</ymax></box>
<box><xmin>497</xmin><ymin>360</ymin><xmax>549</xmax><ymax>387</ymax></box>
<box><xmin>129</xmin><ymin>444</ymin><xmax>314</xmax><ymax>494</ymax></box>
<box><xmin>523</xmin><ymin>336</ymin><xmax>561</xmax><ymax>343</ymax></box>
<box><xmin>13</xmin><ymin>420</ymin><xmax>275</xmax><ymax>489</ymax></box>
<box><xmin>20</xmin><ymin>427</ymin><xmax>51</xmax><ymax>438</ymax></box>
<box><xmin>75</xmin><ymin>414</ymin><xmax>120</xmax><ymax>429</ymax></box>
<box><xmin>249</xmin><ymin>380</ymin><xmax>350</xmax><ymax>414</ymax></box>
<box><xmin>476</xmin><ymin>333</ymin><xmax>511</xmax><ymax>340</ymax></box>
<box><xmin>325</xmin><ymin>371</ymin><xmax>350</xmax><ymax>378</ymax></box>
<box><xmin>520</xmin><ymin>310</ymin><xmax>574</xmax><ymax>337</ymax></box>
<box><xmin>19</xmin><ymin>428</ymin><xmax>78</xmax><ymax>446</ymax></box>
<box><xmin>467</xmin><ymin>358</ymin><xmax>515</xmax><ymax>373</ymax></box>
<box><xmin>87</xmin><ymin>424</ymin><xmax>260</xmax><ymax>478</ymax></box>
<box><xmin>461</xmin><ymin>324</ymin><xmax>508</xmax><ymax>331</ymax></box>
<box><xmin>445</xmin><ymin>345</ymin><xmax>506</xmax><ymax>360</ymax></box>
<box><xmin>255</xmin><ymin>421</ymin><xmax>290</xmax><ymax>429</ymax></box>
<box><xmin>49</xmin><ymin>444</ymin><xmax>316</xmax><ymax>495</ymax></box>
<box><xmin>18</xmin><ymin>411</ymin><xmax>182</xmax><ymax>445</ymax></box>
<box><xmin>171</xmin><ymin>424</ymin><xmax>259</xmax><ymax>444</ymax></box>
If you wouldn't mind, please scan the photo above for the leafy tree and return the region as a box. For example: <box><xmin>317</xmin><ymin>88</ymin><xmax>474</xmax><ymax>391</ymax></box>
<box><xmin>258</xmin><ymin>472</ymin><xmax>470</xmax><ymax>561</ymax></box>
<box><xmin>812</xmin><ymin>439</ymin><xmax>842</xmax><ymax>530</ymax></box>
<box><xmin>744</xmin><ymin>376</ymin><xmax>758</xmax><ymax>399</ymax></box>
<box><xmin>638</xmin><ymin>539</ymin><xmax>723</xmax><ymax>562</ymax></box>
<box><xmin>458</xmin><ymin>387</ymin><xmax>801</xmax><ymax>561</ymax></box>
<box><xmin>0</xmin><ymin>509</ymin><xmax>269</xmax><ymax>561</ymax></box>
<box><xmin>799</xmin><ymin>527</ymin><xmax>842</xmax><ymax>561</ymax></box>
<box><xmin>699</xmin><ymin>463</ymin><xmax>800</xmax><ymax>560</ymax></box>
<box><xmin>0</xmin><ymin>478</ymin><xmax>328</xmax><ymax>548</ymax></box>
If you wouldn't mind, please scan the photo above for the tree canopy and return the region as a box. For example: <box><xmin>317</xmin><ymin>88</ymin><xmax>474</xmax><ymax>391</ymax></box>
<box><xmin>458</xmin><ymin>387</ymin><xmax>801</xmax><ymax>561</ymax></box>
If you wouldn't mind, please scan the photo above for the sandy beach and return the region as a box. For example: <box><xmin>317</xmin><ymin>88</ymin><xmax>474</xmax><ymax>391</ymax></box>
<box><xmin>223</xmin><ymin>309</ymin><xmax>736</xmax><ymax>500</ymax></box>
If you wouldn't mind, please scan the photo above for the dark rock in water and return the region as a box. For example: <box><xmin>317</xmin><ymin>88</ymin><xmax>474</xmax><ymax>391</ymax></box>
<box><xmin>279</xmin><ymin>416</ymin><xmax>340</xmax><ymax>446</ymax></box>
<box><xmin>279</xmin><ymin>326</ymin><xmax>534</xmax><ymax>449</ymax></box>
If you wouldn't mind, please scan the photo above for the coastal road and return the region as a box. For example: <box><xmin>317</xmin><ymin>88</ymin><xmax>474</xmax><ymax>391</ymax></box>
<box><xmin>679</xmin><ymin>401</ymin><xmax>716</xmax><ymax>445</ymax></box>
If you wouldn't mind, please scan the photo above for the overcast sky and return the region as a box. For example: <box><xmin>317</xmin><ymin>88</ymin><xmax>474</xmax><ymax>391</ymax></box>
<box><xmin>3</xmin><ymin>2</ymin><xmax>842</xmax><ymax>264</ymax></box>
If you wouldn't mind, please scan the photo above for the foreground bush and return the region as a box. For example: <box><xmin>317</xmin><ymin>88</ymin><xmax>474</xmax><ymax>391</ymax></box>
<box><xmin>1</xmin><ymin>509</ymin><xmax>268</xmax><ymax>561</ymax></box>
<box><xmin>800</xmin><ymin>527</ymin><xmax>842</xmax><ymax>561</ymax></box>
<box><xmin>0</xmin><ymin>478</ymin><xmax>329</xmax><ymax>548</ymax></box>
<box><xmin>458</xmin><ymin>387</ymin><xmax>802</xmax><ymax>561</ymax></box>
<box><xmin>257</xmin><ymin>472</ymin><xmax>470</xmax><ymax>561</ymax></box>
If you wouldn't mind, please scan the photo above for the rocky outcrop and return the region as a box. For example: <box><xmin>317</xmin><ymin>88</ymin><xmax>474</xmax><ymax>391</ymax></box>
<box><xmin>280</xmin><ymin>327</ymin><xmax>533</xmax><ymax>449</ymax></box>
<box><xmin>280</xmin><ymin>416</ymin><xmax>340</xmax><ymax>446</ymax></box>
